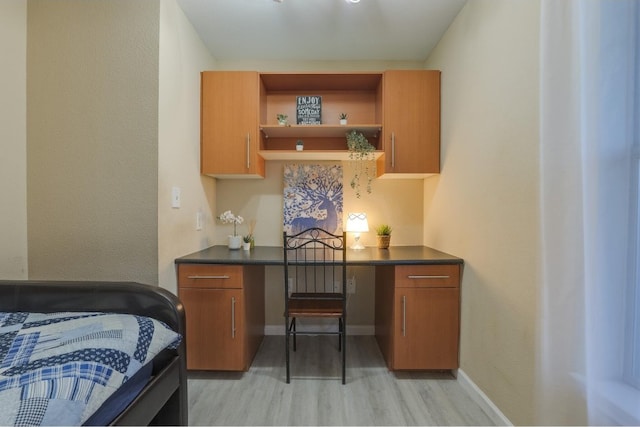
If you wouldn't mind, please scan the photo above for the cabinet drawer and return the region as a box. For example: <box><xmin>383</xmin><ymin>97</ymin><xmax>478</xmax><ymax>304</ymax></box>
<box><xmin>178</xmin><ymin>264</ymin><xmax>243</xmax><ymax>289</ymax></box>
<box><xmin>395</xmin><ymin>264</ymin><xmax>459</xmax><ymax>288</ymax></box>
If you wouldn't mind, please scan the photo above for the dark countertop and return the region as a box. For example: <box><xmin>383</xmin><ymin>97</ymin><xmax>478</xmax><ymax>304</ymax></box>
<box><xmin>175</xmin><ymin>245</ymin><xmax>463</xmax><ymax>266</ymax></box>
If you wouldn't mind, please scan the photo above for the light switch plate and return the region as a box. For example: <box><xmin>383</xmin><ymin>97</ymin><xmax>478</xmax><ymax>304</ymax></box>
<box><xmin>171</xmin><ymin>186</ymin><xmax>181</xmax><ymax>208</ymax></box>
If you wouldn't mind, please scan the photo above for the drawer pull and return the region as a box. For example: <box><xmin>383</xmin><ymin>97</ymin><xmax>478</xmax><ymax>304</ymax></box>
<box><xmin>231</xmin><ymin>296</ymin><xmax>236</xmax><ymax>339</ymax></box>
<box><xmin>246</xmin><ymin>133</ymin><xmax>250</xmax><ymax>169</ymax></box>
<box><xmin>407</xmin><ymin>275</ymin><xmax>450</xmax><ymax>279</ymax></box>
<box><xmin>187</xmin><ymin>275</ymin><xmax>230</xmax><ymax>280</ymax></box>
<box><xmin>391</xmin><ymin>132</ymin><xmax>396</xmax><ymax>169</ymax></box>
<box><xmin>402</xmin><ymin>295</ymin><xmax>406</xmax><ymax>337</ymax></box>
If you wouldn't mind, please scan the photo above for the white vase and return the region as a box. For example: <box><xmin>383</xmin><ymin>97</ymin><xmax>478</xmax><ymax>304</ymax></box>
<box><xmin>228</xmin><ymin>235</ymin><xmax>242</xmax><ymax>249</ymax></box>
<box><xmin>242</xmin><ymin>241</ymin><xmax>251</xmax><ymax>251</ymax></box>
<box><xmin>340</xmin><ymin>119</ymin><xmax>347</xmax><ymax>125</ymax></box>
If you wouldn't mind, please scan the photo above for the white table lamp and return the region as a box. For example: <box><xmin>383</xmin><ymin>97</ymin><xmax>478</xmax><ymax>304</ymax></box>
<box><xmin>345</xmin><ymin>212</ymin><xmax>369</xmax><ymax>250</ymax></box>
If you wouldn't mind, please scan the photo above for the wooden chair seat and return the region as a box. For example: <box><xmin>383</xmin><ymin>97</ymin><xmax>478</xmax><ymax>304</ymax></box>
<box><xmin>287</xmin><ymin>298</ymin><xmax>344</xmax><ymax>318</ymax></box>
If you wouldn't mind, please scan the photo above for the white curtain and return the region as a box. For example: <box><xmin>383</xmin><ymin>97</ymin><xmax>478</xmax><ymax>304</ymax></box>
<box><xmin>539</xmin><ymin>0</ymin><xmax>639</xmax><ymax>425</ymax></box>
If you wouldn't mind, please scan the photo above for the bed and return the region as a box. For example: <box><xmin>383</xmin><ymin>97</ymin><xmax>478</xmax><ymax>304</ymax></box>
<box><xmin>0</xmin><ymin>280</ymin><xmax>187</xmax><ymax>426</ymax></box>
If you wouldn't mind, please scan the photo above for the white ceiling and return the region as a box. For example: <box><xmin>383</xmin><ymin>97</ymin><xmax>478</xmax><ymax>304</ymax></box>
<box><xmin>176</xmin><ymin>0</ymin><xmax>468</xmax><ymax>62</ymax></box>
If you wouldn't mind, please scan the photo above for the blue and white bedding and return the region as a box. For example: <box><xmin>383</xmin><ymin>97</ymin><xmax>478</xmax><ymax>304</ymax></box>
<box><xmin>0</xmin><ymin>311</ymin><xmax>181</xmax><ymax>426</ymax></box>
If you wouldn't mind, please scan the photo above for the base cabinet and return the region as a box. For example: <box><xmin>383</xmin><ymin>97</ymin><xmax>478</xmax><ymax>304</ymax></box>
<box><xmin>375</xmin><ymin>264</ymin><xmax>460</xmax><ymax>370</ymax></box>
<box><xmin>177</xmin><ymin>264</ymin><xmax>265</xmax><ymax>371</ymax></box>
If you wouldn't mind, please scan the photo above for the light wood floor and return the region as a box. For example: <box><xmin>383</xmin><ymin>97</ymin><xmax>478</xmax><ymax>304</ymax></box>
<box><xmin>188</xmin><ymin>335</ymin><xmax>498</xmax><ymax>426</ymax></box>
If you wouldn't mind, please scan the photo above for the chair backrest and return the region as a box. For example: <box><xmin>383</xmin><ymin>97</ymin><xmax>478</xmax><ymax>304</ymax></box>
<box><xmin>283</xmin><ymin>227</ymin><xmax>347</xmax><ymax>298</ymax></box>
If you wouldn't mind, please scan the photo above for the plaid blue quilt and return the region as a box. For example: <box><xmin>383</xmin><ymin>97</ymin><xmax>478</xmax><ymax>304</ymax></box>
<box><xmin>0</xmin><ymin>312</ymin><xmax>181</xmax><ymax>426</ymax></box>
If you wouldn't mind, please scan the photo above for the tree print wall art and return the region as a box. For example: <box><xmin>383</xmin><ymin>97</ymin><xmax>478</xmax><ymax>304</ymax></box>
<box><xmin>283</xmin><ymin>164</ymin><xmax>343</xmax><ymax>235</ymax></box>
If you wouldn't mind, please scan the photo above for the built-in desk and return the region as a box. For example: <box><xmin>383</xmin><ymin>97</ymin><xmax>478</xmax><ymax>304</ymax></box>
<box><xmin>175</xmin><ymin>245</ymin><xmax>462</xmax><ymax>266</ymax></box>
<box><xmin>175</xmin><ymin>246</ymin><xmax>463</xmax><ymax>372</ymax></box>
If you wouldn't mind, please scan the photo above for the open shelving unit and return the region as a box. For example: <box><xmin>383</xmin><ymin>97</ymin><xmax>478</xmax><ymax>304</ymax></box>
<box><xmin>258</xmin><ymin>72</ymin><xmax>384</xmax><ymax>160</ymax></box>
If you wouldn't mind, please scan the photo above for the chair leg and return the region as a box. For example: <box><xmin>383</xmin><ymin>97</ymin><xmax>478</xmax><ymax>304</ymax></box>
<box><xmin>342</xmin><ymin>316</ymin><xmax>346</xmax><ymax>385</ymax></box>
<box><xmin>285</xmin><ymin>318</ymin><xmax>290</xmax><ymax>384</ymax></box>
<box><xmin>292</xmin><ymin>317</ymin><xmax>297</xmax><ymax>352</ymax></box>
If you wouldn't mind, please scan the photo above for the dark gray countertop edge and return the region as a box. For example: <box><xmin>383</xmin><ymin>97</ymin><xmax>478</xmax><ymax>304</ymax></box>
<box><xmin>175</xmin><ymin>245</ymin><xmax>464</xmax><ymax>266</ymax></box>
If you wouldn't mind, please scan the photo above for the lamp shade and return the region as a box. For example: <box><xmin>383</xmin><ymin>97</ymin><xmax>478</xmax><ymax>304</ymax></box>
<box><xmin>345</xmin><ymin>212</ymin><xmax>369</xmax><ymax>233</ymax></box>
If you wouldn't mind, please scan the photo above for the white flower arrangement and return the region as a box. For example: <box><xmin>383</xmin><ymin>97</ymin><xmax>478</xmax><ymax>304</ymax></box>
<box><xmin>218</xmin><ymin>210</ymin><xmax>244</xmax><ymax>236</ymax></box>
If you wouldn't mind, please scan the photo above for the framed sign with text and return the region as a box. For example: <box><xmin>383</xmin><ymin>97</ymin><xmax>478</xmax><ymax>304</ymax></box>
<box><xmin>296</xmin><ymin>96</ymin><xmax>322</xmax><ymax>124</ymax></box>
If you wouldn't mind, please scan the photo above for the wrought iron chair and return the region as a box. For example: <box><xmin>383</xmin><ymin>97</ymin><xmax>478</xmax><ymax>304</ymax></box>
<box><xmin>283</xmin><ymin>227</ymin><xmax>347</xmax><ymax>384</ymax></box>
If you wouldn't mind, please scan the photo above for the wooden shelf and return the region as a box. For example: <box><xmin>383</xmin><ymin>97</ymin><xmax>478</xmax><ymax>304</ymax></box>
<box><xmin>260</xmin><ymin>124</ymin><xmax>381</xmax><ymax>139</ymax></box>
<box><xmin>259</xmin><ymin>150</ymin><xmax>383</xmax><ymax>161</ymax></box>
<box><xmin>260</xmin><ymin>72</ymin><xmax>382</xmax><ymax>91</ymax></box>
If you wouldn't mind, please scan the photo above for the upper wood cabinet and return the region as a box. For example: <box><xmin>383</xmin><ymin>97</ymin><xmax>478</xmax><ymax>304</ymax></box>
<box><xmin>200</xmin><ymin>70</ymin><xmax>440</xmax><ymax>177</ymax></box>
<box><xmin>377</xmin><ymin>70</ymin><xmax>441</xmax><ymax>177</ymax></box>
<box><xmin>201</xmin><ymin>71</ymin><xmax>265</xmax><ymax>178</ymax></box>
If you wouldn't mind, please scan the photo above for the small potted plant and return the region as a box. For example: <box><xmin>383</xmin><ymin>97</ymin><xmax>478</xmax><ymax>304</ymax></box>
<box><xmin>247</xmin><ymin>219</ymin><xmax>256</xmax><ymax>248</ymax></box>
<box><xmin>218</xmin><ymin>210</ymin><xmax>244</xmax><ymax>249</ymax></box>
<box><xmin>375</xmin><ymin>224</ymin><xmax>392</xmax><ymax>249</ymax></box>
<box><xmin>296</xmin><ymin>140</ymin><xmax>304</xmax><ymax>151</ymax></box>
<box><xmin>346</xmin><ymin>130</ymin><xmax>376</xmax><ymax>198</ymax></box>
<box><xmin>242</xmin><ymin>235</ymin><xmax>252</xmax><ymax>251</ymax></box>
<box><xmin>339</xmin><ymin>113</ymin><xmax>348</xmax><ymax>125</ymax></box>
<box><xmin>277</xmin><ymin>113</ymin><xmax>288</xmax><ymax>126</ymax></box>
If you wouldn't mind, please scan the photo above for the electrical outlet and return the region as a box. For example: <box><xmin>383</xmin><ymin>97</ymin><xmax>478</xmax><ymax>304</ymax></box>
<box><xmin>347</xmin><ymin>276</ymin><xmax>356</xmax><ymax>294</ymax></box>
<box><xmin>196</xmin><ymin>211</ymin><xmax>204</xmax><ymax>230</ymax></box>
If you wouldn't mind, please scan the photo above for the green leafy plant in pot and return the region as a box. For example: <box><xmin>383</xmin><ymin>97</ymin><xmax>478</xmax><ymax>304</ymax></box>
<box><xmin>375</xmin><ymin>224</ymin><xmax>392</xmax><ymax>249</ymax></box>
<box><xmin>346</xmin><ymin>130</ymin><xmax>376</xmax><ymax>198</ymax></box>
<box><xmin>277</xmin><ymin>113</ymin><xmax>288</xmax><ymax>125</ymax></box>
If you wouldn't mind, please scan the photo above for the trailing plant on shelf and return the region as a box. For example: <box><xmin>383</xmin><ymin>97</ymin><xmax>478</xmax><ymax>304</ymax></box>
<box><xmin>346</xmin><ymin>130</ymin><xmax>376</xmax><ymax>198</ymax></box>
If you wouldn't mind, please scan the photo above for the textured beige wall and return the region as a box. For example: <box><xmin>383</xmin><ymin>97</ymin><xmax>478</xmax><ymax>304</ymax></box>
<box><xmin>213</xmin><ymin>160</ymin><xmax>424</xmax><ymax>248</ymax></box>
<box><xmin>423</xmin><ymin>1</ymin><xmax>541</xmax><ymax>425</ymax></box>
<box><xmin>0</xmin><ymin>0</ymin><xmax>28</xmax><ymax>279</ymax></box>
<box><xmin>158</xmin><ymin>0</ymin><xmax>217</xmax><ymax>294</ymax></box>
<box><xmin>27</xmin><ymin>0</ymin><xmax>160</xmax><ymax>283</ymax></box>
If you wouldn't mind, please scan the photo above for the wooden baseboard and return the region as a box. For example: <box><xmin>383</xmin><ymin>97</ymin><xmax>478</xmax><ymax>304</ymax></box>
<box><xmin>457</xmin><ymin>369</ymin><xmax>512</xmax><ymax>426</ymax></box>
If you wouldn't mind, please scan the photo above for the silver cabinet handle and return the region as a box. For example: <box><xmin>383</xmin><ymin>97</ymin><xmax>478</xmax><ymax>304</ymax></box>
<box><xmin>402</xmin><ymin>295</ymin><xmax>406</xmax><ymax>337</ymax></box>
<box><xmin>231</xmin><ymin>296</ymin><xmax>236</xmax><ymax>338</ymax></box>
<box><xmin>407</xmin><ymin>275</ymin><xmax>450</xmax><ymax>279</ymax></box>
<box><xmin>187</xmin><ymin>275</ymin><xmax>230</xmax><ymax>279</ymax></box>
<box><xmin>391</xmin><ymin>132</ymin><xmax>395</xmax><ymax>169</ymax></box>
<box><xmin>246</xmin><ymin>132</ymin><xmax>250</xmax><ymax>169</ymax></box>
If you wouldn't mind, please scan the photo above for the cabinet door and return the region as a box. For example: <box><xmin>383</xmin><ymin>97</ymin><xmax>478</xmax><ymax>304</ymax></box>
<box><xmin>179</xmin><ymin>287</ymin><xmax>245</xmax><ymax>370</ymax></box>
<box><xmin>380</xmin><ymin>70</ymin><xmax>440</xmax><ymax>175</ymax></box>
<box><xmin>393</xmin><ymin>287</ymin><xmax>459</xmax><ymax>370</ymax></box>
<box><xmin>201</xmin><ymin>71</ymin><xmax>264</xmax><ymax>177</ymax></box>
